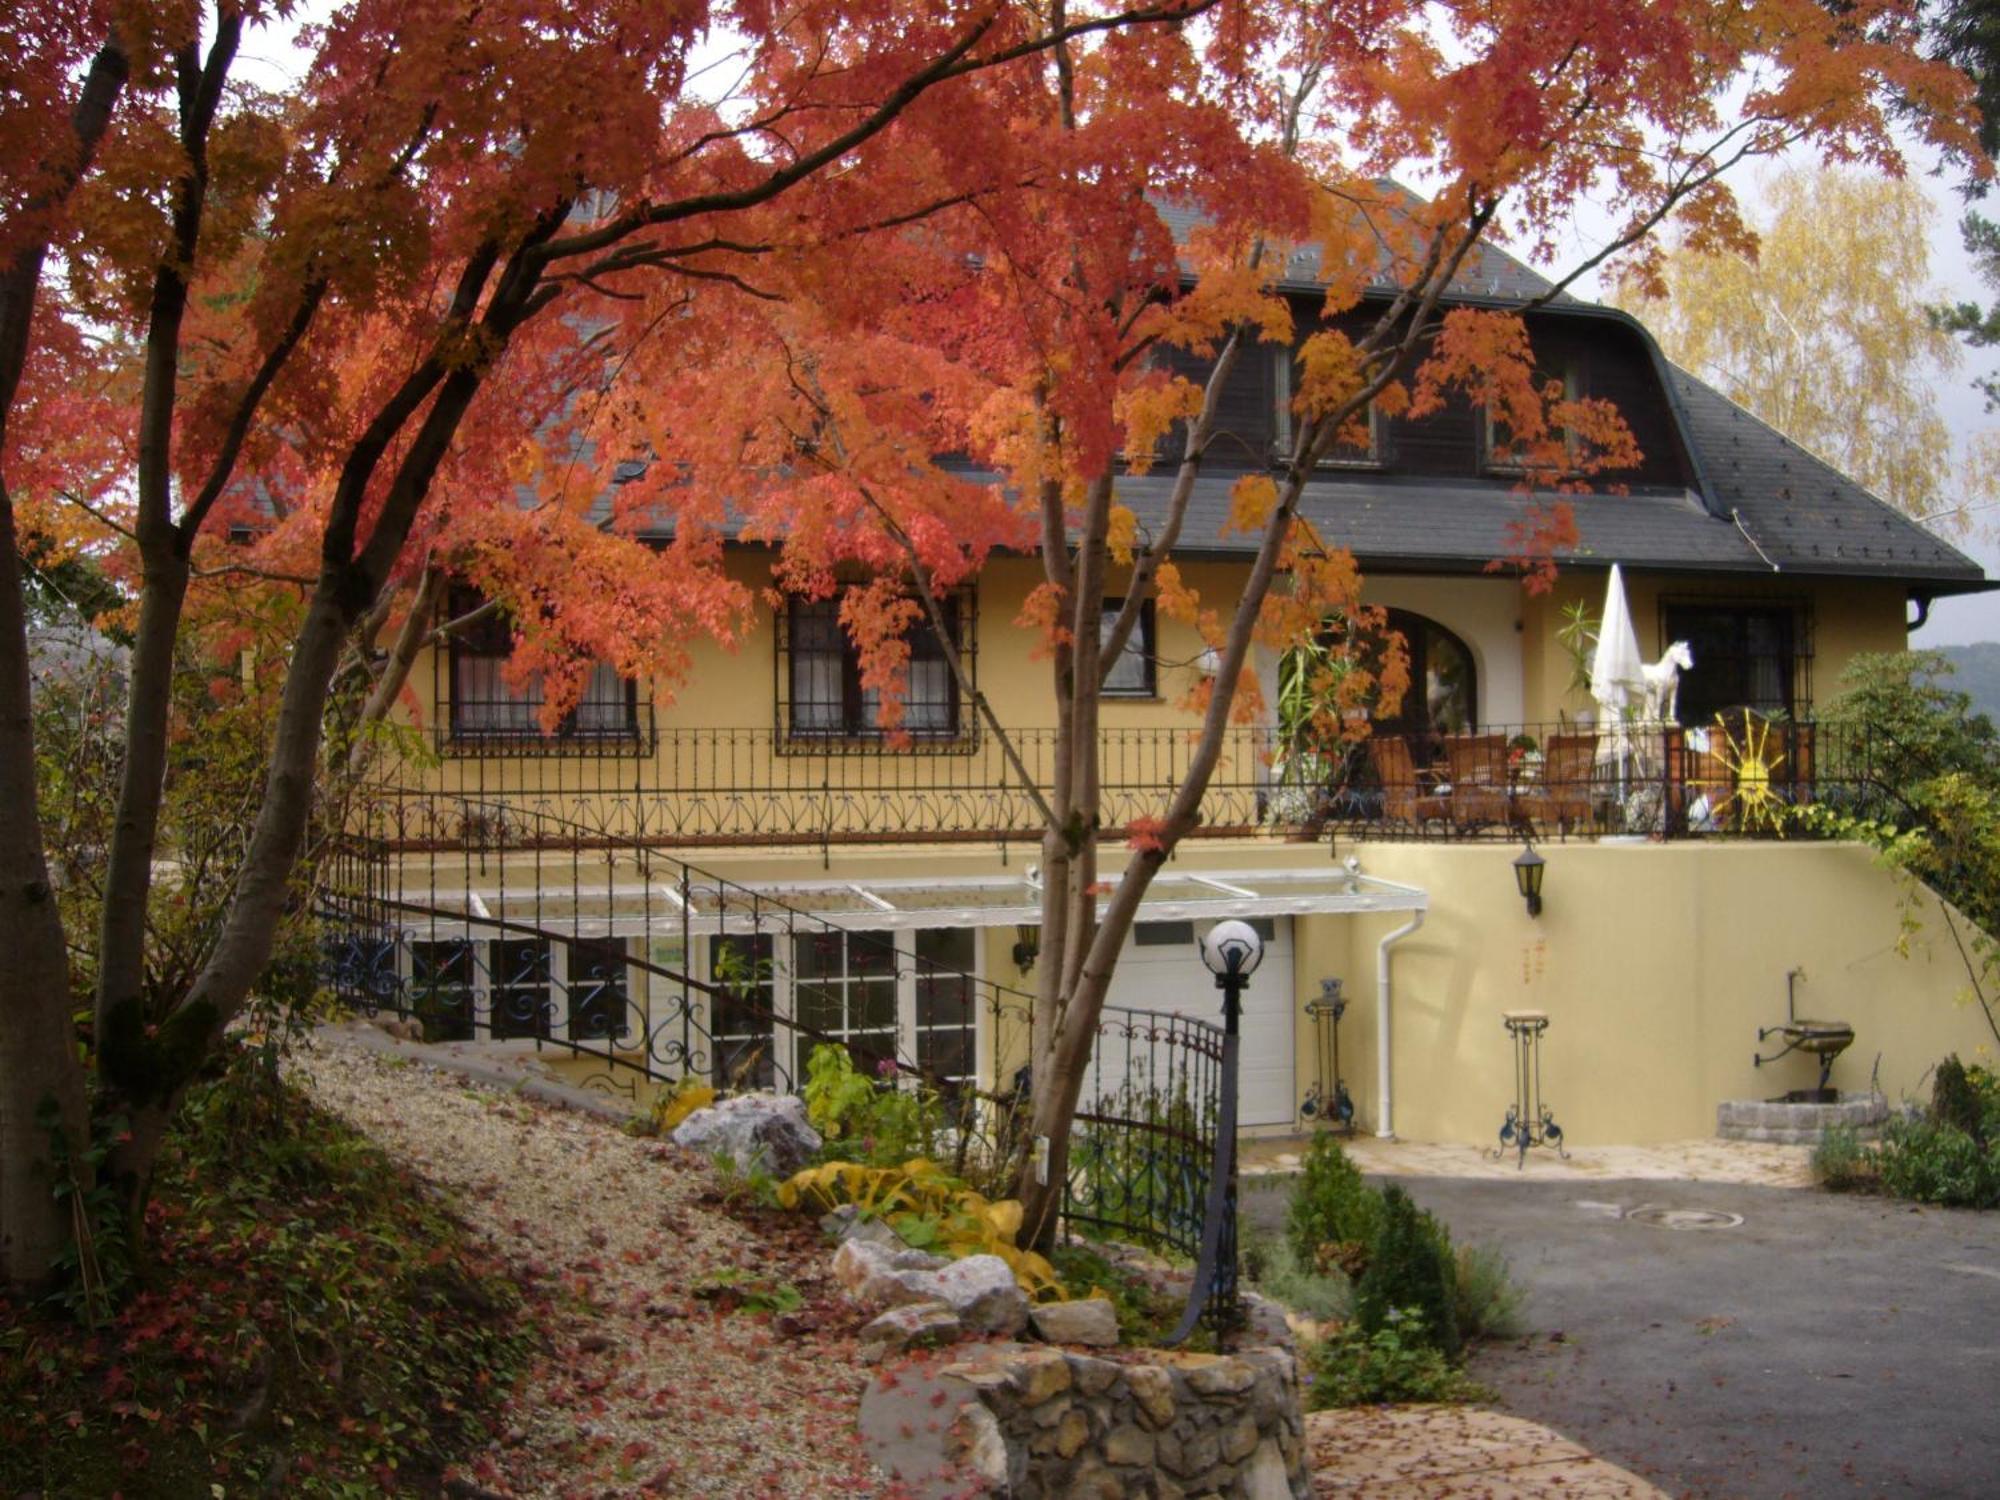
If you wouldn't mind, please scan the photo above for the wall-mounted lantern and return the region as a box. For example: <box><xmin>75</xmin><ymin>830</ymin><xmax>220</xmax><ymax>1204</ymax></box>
<box><xmin>1012</xmin><ymin>923</ymin><xmax>1040</xmax><ymax>975</ymax></box>
<box><xmin>1513</xmin><ymin>842</ymin><xmax>1546</xmax><ymax>918</ymax></box>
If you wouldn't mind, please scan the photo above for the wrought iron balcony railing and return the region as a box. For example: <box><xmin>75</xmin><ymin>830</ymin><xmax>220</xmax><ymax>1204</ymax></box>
<box><xmin>361</xmin><ymin>718</ymin><xmax>1897</xmax><ymax>850</ymax></box>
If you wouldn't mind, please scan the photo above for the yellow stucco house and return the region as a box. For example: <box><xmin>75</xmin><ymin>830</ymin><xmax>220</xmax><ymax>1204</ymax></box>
<box><xmin>334</xmin><ymin>246</ymin><xmax>1998</xmax><ymax>1153</ymax></box>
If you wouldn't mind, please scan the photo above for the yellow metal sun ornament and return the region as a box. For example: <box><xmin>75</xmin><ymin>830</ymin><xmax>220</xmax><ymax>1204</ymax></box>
<box><xmin>1715</xmin><ymin>715</ymin><xmax>1786</xmax><ymax>834</ymax></box>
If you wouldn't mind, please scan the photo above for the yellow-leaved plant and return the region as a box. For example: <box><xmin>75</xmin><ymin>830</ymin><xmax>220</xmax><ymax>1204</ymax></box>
<box><xmin>779</xmin><ymin>1158</ymin><xmax>1066</xmax><ymax>1301</ymax></box>
<box><xmin>650</xmin><ymin>1079</ymin><xmax>715</xmax><ymax>1135</ymax></box>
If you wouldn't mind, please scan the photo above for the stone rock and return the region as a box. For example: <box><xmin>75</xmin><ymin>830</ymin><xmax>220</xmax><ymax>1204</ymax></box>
<box><xmin>1068</xmin><ymin>1460</ymin><xmax>1124</xmax><ymax>1500</ymax></box>
<box><xmin>1240</xmin><ymin>1435</ymin><xmax>1296</xmax><ymax>1500</ymax></box>
<box><xmin>954</xmin><ymin>1402</ymin><xmax>1011</xmax><ymax>1491</ymax></box>
<box><xmin>1052</xmin><ymin>1406</ymin><xmax>1092</xmax><ymax>1459</ymax></box>
<box><xmin>832</xmin><ymin>1236</ymin><xmax>952</xmax><ymax>1312</ymax></box>
<box><xmin>930</xmin><ymin>1254</ymin><xmax>1031</xmax><ymax>1336</ymax></box>
<box><xmin>1029</xmin><ymin>1395</ymin><xmax>1075</xmax><ymax>1430</ymax></box>
<box><xmin>1127</xmin><ymin>1365</ymin><xmax>1177</xmax><ymax>1429</ymax></box>
<box><xmin>1068</xmin><ymin>1354</ymin><xmax>1121</xmax><ymax>1396</ymax></box>
<box><xmin>1028</xmin><ymin>1297</ymin><xmax>1120</xmax><ymax>1347</ymax></box>
<box><xmin>1173</xmin><ymin>1425</ymin><xmax>1220</xmax><ymax>1478</ymax></box>
<box><xmin>1012</xmin><ymin>1348</ymin><xmax>1074</xmax><ymax>1404</ymax></box>
<box><xmin>1239</xmin><ymin>1290</ymin><xmax>1296</xmax><ymax>1353</ymax></box>
<box><xmin>1177</xmin><ymin>1352</ymin><xmax>1258</xmax><ymax>1396</ymax></box>
<box><xmin>671</xmin><ymin>1092</ymin><xmax>822</xmax><ymax>1176</ymax></box>
<box><xmin>1220</xmin><ymin>1414</ymin><xmax>1262</xmax><ymax>1464</ymax></box>
<box><xmin>858</xmin><ymin>1300</ymin><xmax>962</xmax><ymax>1362</ymax></box>
<box><xmin>1104</xmin><ymin>1424</ymin><xmax>1155</xmax><ymax>1467</ymax></box>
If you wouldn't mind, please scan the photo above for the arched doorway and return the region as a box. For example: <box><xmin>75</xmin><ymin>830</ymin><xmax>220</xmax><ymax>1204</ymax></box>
<box><xmin>1371</xmin><ymin>609</ymin><xmax>1477</xmax><ymax>741</ymax></box>
<box><xmin>1273</xmin><ymin>609</ymin><xmax>1478</xmax><ymax>821</ymax></box>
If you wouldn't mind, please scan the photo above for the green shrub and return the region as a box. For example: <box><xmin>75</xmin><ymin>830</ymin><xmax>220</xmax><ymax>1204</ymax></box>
<box><xmin>1812</xmin><ymin>1122</ymin><xmax>1877</xmax><ymax>1191</ymax></box>
<box><xmin>1931</xmin><ymin>1055</ymin><xmax>2000</xmax><ymax>1146</ymax></box>
<box><xmin>1353</xmin><ymin>1185</ymin><xmax>1460</xmax><ymax>1359</ymax></box>
<box><xmin>801</xmin><ymin>1043</ymin><xmax>940</xmax><ymax>1166</ymax></box>
<box><xmin>1451</xmin><ymin>1242</ymin><xmax>1525</xmax><ymax>1342</ymax></box>
<box><xmin>1933</xmin><ymin>1055</ymin><xmax>1987</xmax><ymax>1142</ymax></box>
<box><xmin>1306</xmin><ymin>1309</ymin><xmax>1491</xmax><ymax>1408</ymax></box>
<box><xmin>1285</xmin><ymin>1134</ymin><xmax>1384</xmax><ymax>1275</ymax></box>
<box><xmin>1875</xmin><ymin>1115</ymin><xmax>2000</xmax><ymax>1208</ymax></box>
<box><xmin>1240</xmin><ymin>1223</ymin><xmax>1351</xmax><ymax>1324</ymax></box>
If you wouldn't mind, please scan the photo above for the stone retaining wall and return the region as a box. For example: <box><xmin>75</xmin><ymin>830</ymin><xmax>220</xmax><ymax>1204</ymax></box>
<box><xmin>937</xmin><ymin>1343</ymin><xmax>1309</xmax><ymax>1499</ymax></box>
<box><xmin>1716</xmin><ymin>1091</ymin><xmax>1888</xmax><ymax>1145</ymax></box>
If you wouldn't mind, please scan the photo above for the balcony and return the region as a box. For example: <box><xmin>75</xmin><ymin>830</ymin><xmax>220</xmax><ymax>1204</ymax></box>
<box><xmin>361</xmin><ymin>718</ymin><xmax>1892</xmax><ymax>852</ymax></box>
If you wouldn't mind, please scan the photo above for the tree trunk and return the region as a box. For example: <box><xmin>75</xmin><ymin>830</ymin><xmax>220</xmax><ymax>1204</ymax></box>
<box><xmin>0</xmin><ymin>496</ymin><xmax>87</xmax><ymax>1289</ymax></box>
<box><xmin>0</xmin><ymin>33</ymin><xmax>131</xmax><ymax>1294</ymax></box>
<box><xmin>98</xmin><ymin>577</ymin><xmax>355</xmax><ymax>1212</ymax></box>
<box><xmin>94</xmin><ymin>556</ymin><xmax>190</xmax><ymax>1035</ymax></box>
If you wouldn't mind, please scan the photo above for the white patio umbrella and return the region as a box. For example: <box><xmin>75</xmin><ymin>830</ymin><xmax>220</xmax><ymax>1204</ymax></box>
<box><xmin>1588</xmin><ymin>563</ymin><xmax>1646</xmax><ymax>722</ymax></box>
<box><xmin>1588</xmin><ymin>564</ymin><xmax>1647</xmax><ymax>788</ymax></box>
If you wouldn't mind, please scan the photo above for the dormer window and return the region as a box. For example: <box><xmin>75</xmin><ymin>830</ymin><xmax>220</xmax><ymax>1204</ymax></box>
<box><xmin>1482</xmin><ymin>358</ymin><xmax>1583</xmax><ymax>477</ymax></box>
<box><xmin>1272</xmin><ymin>345</ymin><xmax>1385</xmax><ymax>468</ymax></box>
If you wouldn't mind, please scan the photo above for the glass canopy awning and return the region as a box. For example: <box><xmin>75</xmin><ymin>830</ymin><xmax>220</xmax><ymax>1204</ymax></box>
<box><xmin>403</xmin><ymin>865</ymin><xmax>1427</xmax><ymax>939</ymax></box>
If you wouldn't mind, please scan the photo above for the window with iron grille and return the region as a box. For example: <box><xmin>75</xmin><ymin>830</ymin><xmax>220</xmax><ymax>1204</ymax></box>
<box><xmin>777</xmin><ymin>588</ymin><xmax>975</xmax><ymax>746</ymax></box>
<box><xmin>1660</xmin><ymin>599</ymin><xmax>1813</xmax><ymax>723</ymax></box>
<box><xmin>443</xmin><ymin>587</ymin><xmax>642</xmax><ymax>749</ymax></box>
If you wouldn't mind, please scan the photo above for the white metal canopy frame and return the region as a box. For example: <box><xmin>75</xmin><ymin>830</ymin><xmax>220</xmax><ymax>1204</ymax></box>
<box><xmin>390</xmin><ymin>863</ymin><xmax>1429</xmax><ymax>942</ymax></box>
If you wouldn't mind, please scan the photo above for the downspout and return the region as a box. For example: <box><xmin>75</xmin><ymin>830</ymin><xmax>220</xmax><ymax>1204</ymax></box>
<box><xmin>1375</xmin><ymin>911</ymin><xmax>1425</xmax><ymax>1139</ymax></box>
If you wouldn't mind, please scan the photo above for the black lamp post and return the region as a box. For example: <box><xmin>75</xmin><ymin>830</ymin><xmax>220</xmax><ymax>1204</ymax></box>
<box><xmin>1168</xmin><ymin>919</ymin><xmax>1264</xmax><ymax>1346</ymax></box>
<box><xmin>1201</xmin><ymin>918</ymin><xmax>1265</xmax><ymax>1013</ymax></box>
<box><xmin>1513</xmin><ymin>842</ymin><xmax>1546</xmax><ymax>917</ymax></box>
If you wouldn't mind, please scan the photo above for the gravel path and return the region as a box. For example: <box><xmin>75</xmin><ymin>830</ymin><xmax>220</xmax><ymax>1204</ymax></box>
<box><xmin>293</xmin><ymin>1038</ymin><xmax>888</xmax><ymax>1498</ymax></box>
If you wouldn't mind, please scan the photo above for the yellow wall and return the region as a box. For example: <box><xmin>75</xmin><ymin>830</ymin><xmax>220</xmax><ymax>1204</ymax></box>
<box><xmin>1314</xmin><ymin>840</ymin><xmax>1994</xmax><ymax>1145</ymax></box>
<box><xmin>532</xmin><ymin>834</ymin><xmax>1987</xmax><ymax>1145</ymax></box>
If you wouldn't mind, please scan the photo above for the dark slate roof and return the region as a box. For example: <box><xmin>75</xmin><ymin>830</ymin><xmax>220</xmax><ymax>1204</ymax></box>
<box><xmin>1153</xmin><ymin>194</ymin><xmax>1564</xmax><ymax>303</ymax></box>
<box><xmin>1106</xmin><ymin>346</ymin><xmax>1986</xmax><ymax>593</ymax></box>
<box><xmin>1114</xmin><ymin>434</ymin><xmax>1984</xmax><ymax>593</ymax></box>
<box><xmin>1663</xmin><ymin>368</ymin><xmax>1981</xmax><ymax>584</ymax></box>
<box><xmin>589</xmin><ymin>192</ymin><xmax>1987</xmax><ymax>598</ymax></box>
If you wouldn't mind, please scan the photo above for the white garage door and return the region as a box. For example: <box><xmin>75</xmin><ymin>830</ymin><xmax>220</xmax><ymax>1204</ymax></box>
<box><xmin>1099</xmin><ymin>918</ymin><xmax>1296</xmax><ymax>1128</ymax></box>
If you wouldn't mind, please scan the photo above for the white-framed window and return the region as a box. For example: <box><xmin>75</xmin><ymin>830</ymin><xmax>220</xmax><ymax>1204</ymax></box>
<box><xmin>1100</xmin><ymin>597</ymin><xmax>1157</xmax><ymax>698</ymax></box>
<box><xmin>405</xmin><ymin>934</ymin><xmax>632</xmax><ymax>1044</ymax></box>
<box><xmin>699</xmin><ymin>927</ymin><xmax>984</xmax><ymax>1090</ymax></box>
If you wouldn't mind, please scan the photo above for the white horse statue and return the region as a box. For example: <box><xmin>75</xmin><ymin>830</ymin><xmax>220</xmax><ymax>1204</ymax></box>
<box><xmin>1638</xmin><ymin>640</ymin><xmax>1694</xmax><ymax>723</ymax></box>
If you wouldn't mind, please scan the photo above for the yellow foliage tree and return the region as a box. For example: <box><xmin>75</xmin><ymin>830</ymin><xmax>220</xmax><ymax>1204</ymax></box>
<box><xmin>1613</xmin><ymin>167</ymin><xmax>1996</xmax><ymax>536</ymax></box>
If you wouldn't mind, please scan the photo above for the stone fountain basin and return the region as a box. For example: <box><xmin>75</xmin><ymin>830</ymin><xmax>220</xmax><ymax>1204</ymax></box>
<box><xmin>1717</xmin><ymin>1089</ymin><xmax>1886</xmax><ymax>1144</ymax></box>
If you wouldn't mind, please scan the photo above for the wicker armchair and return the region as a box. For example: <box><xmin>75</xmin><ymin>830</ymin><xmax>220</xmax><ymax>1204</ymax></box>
<box><xmin>1367</xmin><ymin>735</ymin><xmax>1448</xmax><ymax>830</ymax></box>
<box><xmin>1440</xmin><ymin>733</ymin><xmax>1512</xmax><ymax>830</ymax></box>
<box><xmin>1517</xmin><ymin>731</ymin><xmax>1599</xmax><ymax>835</ymax></box>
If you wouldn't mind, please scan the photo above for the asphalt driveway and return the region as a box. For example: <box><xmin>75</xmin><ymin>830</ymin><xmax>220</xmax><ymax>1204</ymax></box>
<box><xmin>1243</xmin><ymin>1173</ymin><xmax>2000</xmax><ymax>1498</ymax></box>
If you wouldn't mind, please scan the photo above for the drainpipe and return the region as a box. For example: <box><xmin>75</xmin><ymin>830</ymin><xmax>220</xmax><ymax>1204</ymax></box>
<box><xmin>1375</xmin><ymin>911</ymin><xmax>1425</xmax><ymax>1139</ymax></box>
